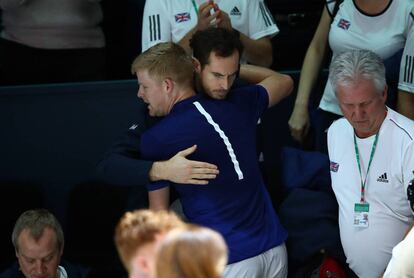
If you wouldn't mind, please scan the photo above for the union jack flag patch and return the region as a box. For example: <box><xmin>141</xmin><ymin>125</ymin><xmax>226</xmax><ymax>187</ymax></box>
<box><xmin>175</xmin><ymin>12</ymin><xmax>191</xmax><ymax>23</ymax></box>
<box><xmin>330</xmin><ymin>161</ymin><xmax>339</xmax><ymax>172</ymax></box>
<box><xmin>337</xmin><ymin>18</ymin><xmax>351</xmax><ymax>30</ymax></box>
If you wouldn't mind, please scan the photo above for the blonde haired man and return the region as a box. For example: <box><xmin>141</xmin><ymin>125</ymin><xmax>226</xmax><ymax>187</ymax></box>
<box><xmin>114</xmin><ymin>209</ymin><xmax>184</xmax><ymax>278</ymax></box>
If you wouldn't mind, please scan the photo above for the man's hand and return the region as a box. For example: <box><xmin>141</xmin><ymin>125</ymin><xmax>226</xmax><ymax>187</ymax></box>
<box><xmin>288</xmin><ymin>104</ymin><xmax>311</xmax><ymax>144</ymax></box>
<box><xmin>149</xmin><ymin>145</ymin><xmax>219</xmax><ymax>184</ymax></box>
<box><xmin>216</xmin><ymin>9</ymin><xmax>232</xmax><ymax>31</ymax></box>
<box><xmin>196</xmin><ymin>1</ymin><xmax>219</xmax><ymax>31</ymax></box>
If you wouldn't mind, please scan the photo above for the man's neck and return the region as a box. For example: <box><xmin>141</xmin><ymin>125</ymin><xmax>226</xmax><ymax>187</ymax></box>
<box><xmin>170</xmin><ymin>88</ymin><xmax>196</xmax><ymax>110</ymax></box>
<box><xmin>195</xmin><ymin>76</ymin><xmax>204</xmax><ymax>95</ymax></box>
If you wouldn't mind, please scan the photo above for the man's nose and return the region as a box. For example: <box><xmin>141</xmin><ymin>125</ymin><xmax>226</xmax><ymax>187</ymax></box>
<box><xmin>34</xmin><ymin>261</ymin><xmax>46</xmax><ymax>275</ymax></box>
<box><xmin>137</xmin><ymin>87</ymin><xmax>143</xmax><ymax>98</ymax></box>
<box><xmin>220</xmin><ymin>78</ymin><xmax>230</xmax><ymax>90</ymax></box>
<box><xmin>353</xmin><ymin>105</ymin><xmax>365</xmax><ymax>119</ymax></box>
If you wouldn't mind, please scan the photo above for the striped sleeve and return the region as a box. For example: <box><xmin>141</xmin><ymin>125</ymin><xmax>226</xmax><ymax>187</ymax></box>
<box><xmin>258</xmin><ymin>2</ymin><xmax>274</xmax><ymax>28</ymax></box>
<box><xmin>247</xmin><ymin>0</ymin><xmax>279</xmax><ymax>40</ymax></box>
<box><xmin>398</xmin><ymin>10</ymin><xmax>414</xmax><ymax>93</ymax></box>
<box><xmin>141</xmin><ymin>0</ymin><xmax>172</xmax><ymax>52</ymax></box>
<box><xmin>148</xmin><ymin>14</ymin><xmax>162</xmax><ymax>43</ymax></box>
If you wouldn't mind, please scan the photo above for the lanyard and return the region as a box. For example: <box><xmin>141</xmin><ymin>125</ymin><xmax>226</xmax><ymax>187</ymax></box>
<box><xmin>354</xmin><ymin>132</ymin><xmax>379</xmax><ymax>203</ymax></box>
<box><xmin>191</xmin><ymin>0</ymin><xmax>199</xmax><ymax>14</ymax></box>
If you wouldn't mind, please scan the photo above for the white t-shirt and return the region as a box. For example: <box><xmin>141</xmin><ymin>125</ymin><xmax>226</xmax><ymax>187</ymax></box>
<box><xmin>320</xmin><ymin>0</ymin><xmax>414</xmax><ymax>115</ymax></box>
<box><xmin>58</xmin><ymin>265</ymin><xmax>67</xmax><ymax>278</ymax></box>
<box><xmin>141</xmin><ymin>0</ymin><xmax>278</xmax><ymax>62</ymax></box>
<box><xmin>327</xmin><ymin>108</ymin><xmax>414</xmax><ymax>278</ymax></box>
<box><xmin>383</xmin><ymin>227</ymin><xmax>414</xmax><ymax>278</ymax></box>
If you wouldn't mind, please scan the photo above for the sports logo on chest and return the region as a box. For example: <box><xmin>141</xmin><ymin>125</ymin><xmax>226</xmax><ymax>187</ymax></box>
<box><xmin>230</xmin><ymin>6</ymin><xmax>241</xmax><ymax>16</ymax></box>
<box><xmin>376</xmin><ymin>172</ymin><xmax>389</xmax><ymax>183</ymax></box>
<box><xmin>129</xmin><ymin>124</ymin><xmax>139</xmax><ymax>130</ymax></box>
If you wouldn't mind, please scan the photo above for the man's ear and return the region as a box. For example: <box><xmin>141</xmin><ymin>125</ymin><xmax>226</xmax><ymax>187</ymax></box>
<box><xmin>135</xmin><ymin>255</ymin><xmax>152</xmax><ymax>274</ymax></box>
<box><xmin>193</xmin><ymin>57</ymin><xmax>202</xmax><ymax>73</ymax></box>
<box><xmin>163</xmin><ymin>78</ymin><xmax>175</xmax><ymax>94</ymax></box>
<box><xmin>59</xmin><ymin>242</ymin><xmax>64</xmax><ymax>257</ymax></box>
<box><xmin>382</xmin><ymin>84</ymin><xmax>388</xmax><ymax>101</ymax></box>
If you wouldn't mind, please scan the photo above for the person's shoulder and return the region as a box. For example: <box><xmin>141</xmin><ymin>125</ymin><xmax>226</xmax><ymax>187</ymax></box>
<box><xmin>398</xmin><ymin>0</ymin><xmax>414</xmax><ymax>8</ymax></box>
<box><xmin>394</xmin><ymin>0</ymin><xmax>414</xmax><ymax>15</ymax></box>
<box><xmin>0</xmin><ymin>262</ymin><xmax>23</xmax><ymax>278</ymax></box>
<box><xmin>231</xmin><ymin>84</ymin><xmax>265</xmax><ymax>94</ymax></box>
<box><xmin>145</xmin><ymin>0</ymin><xmax>172</xmax><ymax>5</ymax></box>
<box><xmin>386</xmin><ymin>109</ymin><xmax>414</xmax><ymax>141</ymax></box>
<box><xmin>144</xmin><ymin>99</ymin><xmax>196</xmax><ymax>135</ymax></box>
<box><xmin>325</xmin><ymin>0</ymin><xmax>343</xmax><ymax>16</ymax></box>
<box><xmin>60</xmin><ymin>260</ymin><xmax>91</xmax><ymax>278</ymax></box>
<box><xmin>328</xmin><ymin>117</ymin><xmax>348</xmax><ymax>134</ymax></box>
<box><xmin>228</xmin><ymin>84</ymin><xmax>265</xmax><ymax>100</ymax></box>
<box><xmin>144</xmin><ymin>0</ymin><xmax>175</xmax><ymax>10</ymax></box>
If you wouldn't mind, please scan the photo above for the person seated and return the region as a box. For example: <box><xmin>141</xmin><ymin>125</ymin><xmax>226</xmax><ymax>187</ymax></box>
<box><xmin>154</xmin><ymin>224</ymin><xmax>228</xmax><ymax>278</ymax></box>
<box><xmin>327</xmin><ymin>49</ymin><xmax>414</xmax><ymax>277</ymax></box>
<box><xmin>0</xmin><ymin>209</ymin><xmax>88</xmax><ymax>278</ymax></box>
<box><xmin>114</xmin><ymin>209</ymin><xmax>185</xmax><ymax>278</ymax></box>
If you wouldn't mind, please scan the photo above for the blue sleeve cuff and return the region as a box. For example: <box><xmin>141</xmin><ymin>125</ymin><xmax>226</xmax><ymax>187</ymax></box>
<box><xmin>147</xmin><ymin>180</ymin><xmax>170</xmax><ymax>191</ymax></box>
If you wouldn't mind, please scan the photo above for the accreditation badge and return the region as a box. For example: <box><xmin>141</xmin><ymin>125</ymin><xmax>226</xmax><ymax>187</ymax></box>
<box><xmin>353</xmin><ymin>203</ymin><xmax>369</xmax><ymax>228</ymax></box>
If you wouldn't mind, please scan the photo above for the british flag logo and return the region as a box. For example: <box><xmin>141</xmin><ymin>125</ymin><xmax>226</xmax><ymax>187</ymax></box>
<box><xmin>337</xmin><ymin>18</ymin><xmax>351</xmax><ymax>30</ymax></box>
<box><xmin>175</xmin><ymin>12</ymin><xmax>191</xmax><ymax>23</ymax></box>
<box><xmin>330</xmin><ymin>161</ymin><xmax>339</xmax><ymax>172</ymax></box>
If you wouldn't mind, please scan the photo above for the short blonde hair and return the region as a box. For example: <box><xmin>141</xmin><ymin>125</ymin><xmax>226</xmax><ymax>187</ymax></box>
<box><xmin>131</xmin><ymin>42</ymin><xmax>194</xmax><ymax>88</ymax></box>
<box><xmin>155</xmin><ymin>224</ymin><xmax>228</xmax><ymax>278</ymax></box>
<box><xmin>114</xmin><ymin>209</ymin><xmax>184</xmax><ymax>270</ymax></box>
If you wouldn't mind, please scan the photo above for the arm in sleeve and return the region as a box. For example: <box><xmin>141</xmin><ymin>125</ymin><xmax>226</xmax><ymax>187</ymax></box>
<box><xmin>239</xmin><ymin>64</ymin><xmax>293</xmax><ymax>108</ymax></box>
<box><xmin>247</xmin><ymin>0</ymin><xmax>278</xmax><ymax>40</ymax></box>
<box><xmin>96</xmin><ymin>125</ymin><xmax>153</xmax><ymax>187</ymax></box>
<box><xmin>397</xmin><ymin>14</ymin><xmax>414</xmax><ymax>120</ymax></box>
<box><xmin>97</xmin><ymin>126</ymin><xmax>219</xmax><ymax>186</ymax></box>
<box><xmin>141</xmin><ymin>0</ymin><xmax>172</xmax><ymax>52</ymax></box>
<box><xmin>239</xmin><ymin>0</ymin><xmax>278</xmax><ymax>66</ymax></box>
